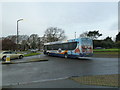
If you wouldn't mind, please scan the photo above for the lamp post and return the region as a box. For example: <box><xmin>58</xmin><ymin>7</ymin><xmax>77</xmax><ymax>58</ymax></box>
<box><xmin>75</xmin><ymin>32</ymin><xmax>76</xmax><ymax>39</ymax></box>
<box><xmin>16</xmin><ymin>19</ymin><xmax>23</xmax><ymax>51</ymax></box>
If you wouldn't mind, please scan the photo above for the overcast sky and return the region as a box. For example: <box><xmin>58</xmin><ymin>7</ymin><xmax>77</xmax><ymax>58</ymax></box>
<box><xmin>1</xmin><ymin>2</ymin><xmax>118</xmax><ymax>40</ymax></box>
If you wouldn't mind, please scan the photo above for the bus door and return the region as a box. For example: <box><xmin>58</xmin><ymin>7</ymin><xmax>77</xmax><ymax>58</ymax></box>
<box><xmin>81</xmin><ymin>38</ymin><xmax>93</xmax><ymax>54</ymax></box>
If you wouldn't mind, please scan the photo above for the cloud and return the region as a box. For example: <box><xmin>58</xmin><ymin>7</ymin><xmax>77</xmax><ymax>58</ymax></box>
<box><xmin>2</xmin><ymin>2</ymin><xmax>118</xmax><ymax>40</ymax></box>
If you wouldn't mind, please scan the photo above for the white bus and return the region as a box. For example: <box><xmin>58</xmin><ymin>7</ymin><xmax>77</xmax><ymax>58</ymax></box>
<box><xmin>43</xmin><ymin>38</ymin><xmax>93</xmax><ymax>58</ymax></box>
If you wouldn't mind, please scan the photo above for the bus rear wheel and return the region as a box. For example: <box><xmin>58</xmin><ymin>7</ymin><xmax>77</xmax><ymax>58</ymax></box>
<box><xmin>47</xmin><ymin>53</ymin><xmax>50</xmax><ymax>56</ymax></box>
<box><xmin>64</xmin><ymin>54</ymin><xmax>68</xmax><ymax>58</ymax></box>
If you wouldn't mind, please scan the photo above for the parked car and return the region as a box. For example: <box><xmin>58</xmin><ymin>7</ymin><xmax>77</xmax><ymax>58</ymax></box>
<box><xmin>29</xmin><ymin>49</ymin><xmax>38</xmax><ymax>53</ymax></box>
<box><xmin>0</xmin><ymin>51</ymin><xmax>24</xmax><ymax>61</ymax></box>
<box><xmin>95</xmin><ymin>47</ymin><xmax>105</xmax><ymax>49</ymax></box>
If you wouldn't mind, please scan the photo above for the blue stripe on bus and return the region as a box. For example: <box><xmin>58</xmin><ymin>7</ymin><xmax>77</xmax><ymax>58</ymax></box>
<box><xmin>47</xmin><ymin>53</ymin><xmax>93</xmax><ymax>58</ymax></box>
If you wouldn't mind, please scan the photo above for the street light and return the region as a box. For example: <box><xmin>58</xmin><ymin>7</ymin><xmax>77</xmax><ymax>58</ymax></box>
<box><xmin>17</xmin><ymin>19</ymin><xmax>23</xmax><ymax>51</ymax></box>
<box><xmin>75</xmin><ymin>32</ymin><xmax>76</xmax><ymax>39</ymax></box>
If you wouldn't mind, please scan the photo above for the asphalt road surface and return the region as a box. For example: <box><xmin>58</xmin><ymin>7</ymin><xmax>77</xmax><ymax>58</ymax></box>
<box><xmin>2</xmin><ymin>54</ymin><xmax>118</xmax><ymax>88</ymax></box>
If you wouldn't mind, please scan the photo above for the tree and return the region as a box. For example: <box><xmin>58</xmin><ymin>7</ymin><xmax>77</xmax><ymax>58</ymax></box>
<box><xmin>28</xmin><ymin>34</ymin><xmax>39</xmax><ymax>49</ymax></box>
<box><xmin>115</xmin><ymin>41</ymin><xmax>120</xmax><ymax>48</ymax></box>
<box><xmin>79</xmin><ymin>31</ymin><xmax>88</xmax><ymax>38</ymax></box>
<box><xmin>116</xmin><ymin>32</ymin><xmax>120</xmax><ymax>42</ymax></box>
<box><xmin>79</xmin><ymin>30</ymin><xmax>102</xmax><ymax>40</ymax></box>
<box><xmin>93</xmin><ymin>36</ymin><xmax>115</xmax><ymax>49</ymax></box>
<box><xmin>43</xmin><ymin>27</ymin><xmax>66</xmax><ymax>42</ymax></box>
<box><xmin>104</xmin><ymin>37</ymin><xmax>113</xmax><ymax>42</ymax></box>
<box><xmin>21</xmin><ymin>40</ymin><xmax>30</xmax><ymax>51</ymax></box>
<box><xmin>87</xmin><ymin>30</ymin><xmax>102</xmax><ymax>40</ymax></box>
<box><xmin>37</xmin><ymin>37</ymin><xmax>44</xmax><ymax>51</ymax></box>
<box><xmin>2</xmin><ymin>38</ymin><xmax>17</xmax><ymax>50</ymax></box>
<box><xmin>101</xmin><ymin>37</ymin><xmax>114</xmax><ymax>48</ymax></box>
<box><xmin>6</xmin><ymin>35</ymin><xmax>17</xmax><ymax>43</ymax></box>
<box><xmin>6</xmin><ymin>35</ymin><xmax>29</xmax><ymax>44</ymax></box>
<box><xmin>93</xmin><ymin>40</ymin><xmax>103</xmax><ymax>48</ymax></box>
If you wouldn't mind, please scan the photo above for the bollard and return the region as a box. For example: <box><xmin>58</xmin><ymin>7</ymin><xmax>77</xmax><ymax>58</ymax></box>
<box><xmin>5</xmin><ymin>55</ymin><xmax>10</xmax><ymax>62</ymax></box>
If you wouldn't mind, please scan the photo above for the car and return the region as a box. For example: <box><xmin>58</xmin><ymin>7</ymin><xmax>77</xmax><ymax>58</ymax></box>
<box><xmin>0</xmin><ymin>51</ymin><xmax>24</xmax><ymax>61</ymax></box>
<box><xmin>29</xmin><ymin>49</ymin><xmax>38</xmax><ymax>53</ymax></box>
<box><xmin>95</xmin><ymin>47</ymin><xmax>105</xmax><ymax>49</ymax></box>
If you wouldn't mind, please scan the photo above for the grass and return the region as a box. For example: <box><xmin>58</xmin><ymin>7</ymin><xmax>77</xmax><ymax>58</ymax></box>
<box><xmin>29</xmin><ymin>58</ymin><xmax>48</xmax><ymax>62</ymax></box>
<box><xmin>70</xmin><ymin>74</ymin><xmax>119</xmax><ymax>87</ymax></box>
<box><xmin>24</xmin><ymin>53</ymin><xmax>41</xmax><ymax>57</ymax></box>
<box><xmin>93</xmin><ymin>48</ymin><xmax>119</xmax><ymax>56</ymax></box>
<box><xmin>93</xmin><ymin>51</ymin><xmax>118</xmax><ymax>54</ymax></box>
<box><xmin>93</xmin><ymin>48</ymin><xmax>119</xmax><ymax>52</ymax></box>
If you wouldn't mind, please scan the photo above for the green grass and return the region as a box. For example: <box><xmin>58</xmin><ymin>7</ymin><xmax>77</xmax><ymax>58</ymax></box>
<box><xmin>93</xmin><ymin>48</ymin><xmax>120</xmax><ymax>52</ymax></box>
<box><xmin>24</xmin><ymin>53</ymin><xmax>41</xmax><ymax>57</ymax></box>
<box><xmin>94</xmin><ymin>51</ymin><xmax>118</xmax><ymax>54</ymax></box>
<box><xmin>93</xmin><ymin>48</ymin><xmax>119</xmax><ymax>55</ymax></box>
<box><xmin>70</xmin><ymin>74</ymin><xmax>119</xmax><ymax>87</ymax></box>
<box><xmin>93</xmin><ymin>48</ymin><xmax>119</xmax><ymax>52</ymax></box>
<box><xmin>29</xmin><ymin>58</ymin><xmax>48</xmax><ymax>62</ymax></box>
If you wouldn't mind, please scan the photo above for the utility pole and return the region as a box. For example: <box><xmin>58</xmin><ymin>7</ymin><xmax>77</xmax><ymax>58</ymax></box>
<box><xmin>75</xmin><ymin>32</ymin><xmax>76</xmax><ymax>39</ymax></box>
<box><xmin>16</xmin><ymin>19</ymin><xmax>23</xmax><ymax>51</ymax></box>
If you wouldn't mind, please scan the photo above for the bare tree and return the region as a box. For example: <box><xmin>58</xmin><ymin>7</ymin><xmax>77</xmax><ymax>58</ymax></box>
<box><xmin>79</xmin><ymin>31</ymin><xmax>88</xmax><ymax>38</ymax></box>
<box><xmin>2</xmin><ymin>38</ymin><xmax>17</xmax><ymax>50</ymax></box>
<box><xmin>37</xmin><ymin>37</ymin><xmax>44</xmax><ymax>51</ymax></box>
<box><xmin>6</xmin><ymin>35</ymin><xmax>17</xmax><ymax>43</ymax></box>
<box><xmin>79</xmin><ymin>30</ymin><xmax>102</xmax><ymax>40</ymax></box>
<box><xmin>6</xmin><ymin>35</ymin><xmax>29</xmax><ymax>44</ymax></box>
<box><xmin>43</xmin><ymin>27</ymin><xmax>66</xmax><ymax>42</ymax></box>
<box><xmin>28</xmin><ymin>34</ymin><xmax>39</xmax><ymax>49</ymax></box>
<box><xmin>21</xmin><ymin>40</ymin><xmax>30</xmax><ymax>51</ymax></box>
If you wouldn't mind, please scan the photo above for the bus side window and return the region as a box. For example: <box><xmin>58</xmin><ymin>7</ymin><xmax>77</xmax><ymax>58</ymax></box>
<box><xmin>44</xmin><ymin>45</ymin><xmax>47</xmax><ymax>50</ymax></box>
<box><xmin>59</xmin><ymin>44</ymin><xmax>62</xmax><ymax>50</ymax></box>
<box><xmin>63</xmin><ymin>43</ymin><xmax>69</xmax><ymax>50</ymax></box>
<box><xmin>68</xmin><ymin>42</ymin><xmax>77</xmax><ymax>50</ymax></box>
<box><xmin>53</xmin><ymin>44</ymin><xmax>58</xmax><ymax>50</ymax></box>
<box><xmin>68</xmin><ymin>43</ymin><xmax>72</xmax><ymax>50</ymax></box>
<box><xmin>48</xmin><ymin>45</ymin><xmax>52</xmax><ymax>50</ymax></box>
<box><xmin>52</xmin><ymin>44</ymin><xmax>55</xmax><ymax>50</ymax></box>
<box><xmin>47</xmin><ymin>45</ymin><xmax>50</xmax><ymax>50</ymax></box>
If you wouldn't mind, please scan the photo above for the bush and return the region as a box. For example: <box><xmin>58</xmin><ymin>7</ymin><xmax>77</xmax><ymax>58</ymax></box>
<box><xmin>115</xmin><ymin>41</ymin><xmax>120</xmax><ymax>48</ymax></box>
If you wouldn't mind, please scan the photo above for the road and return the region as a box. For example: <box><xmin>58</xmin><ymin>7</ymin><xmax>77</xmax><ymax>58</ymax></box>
<box><xmin>2</xmin><ymin>54</ymin><xmax>118</xmax><ymax>88</ymax></box>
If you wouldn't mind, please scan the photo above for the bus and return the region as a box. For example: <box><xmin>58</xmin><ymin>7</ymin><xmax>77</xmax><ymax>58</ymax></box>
<box><xmin>43</xmin><ymin>38</ymin><xmax>93</xmax><ymax>58</ymax></box>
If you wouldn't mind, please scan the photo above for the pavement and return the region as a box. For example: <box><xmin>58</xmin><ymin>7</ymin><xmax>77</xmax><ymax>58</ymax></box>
<box><xmin>1</xmin><ymin>54</ymin><xmax>119</xmax><ymax>88</ymax></box>
<box><xmin>3</xmin><ymin>78</ymin><xmax>117</xmax><ymax>88</ymax></box>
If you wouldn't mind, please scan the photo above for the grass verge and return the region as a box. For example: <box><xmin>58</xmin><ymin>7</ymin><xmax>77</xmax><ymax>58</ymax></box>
<box><xmin>24</xmin><ymin>53</ymin><xmax>41</xmax><ymax>57</ymax></box>
<box><xmin>93</xmin><ymin>51</ymin><xmax>118</xmax><ymax>54</ymax></box>
<box><xmin>70</xmin><ymin>74</ymin><xmax>119</xmax><ymax>87</ymax></box>
<box><xmin>29</xmin><ymin>58</ymin><xmax>48</xmax><ymax>62</ymax></box>
<box><xmin>93</xmin><ymin>49</ymin><xmax>119</xmax><ymax>52</ymax></box>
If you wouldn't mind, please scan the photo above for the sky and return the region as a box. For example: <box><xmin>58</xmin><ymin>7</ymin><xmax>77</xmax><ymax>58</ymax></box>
<box><xmin>1</xmin><ymin>2</ymin><xmax>118</xmax><ymax>40</ymax></box>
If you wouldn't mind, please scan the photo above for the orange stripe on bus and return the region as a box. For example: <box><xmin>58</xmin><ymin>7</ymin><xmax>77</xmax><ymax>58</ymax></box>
<box><xmin>59</xmin><ymin>50</ymin><xmax>68</xmax><ymax>54</ymax></box>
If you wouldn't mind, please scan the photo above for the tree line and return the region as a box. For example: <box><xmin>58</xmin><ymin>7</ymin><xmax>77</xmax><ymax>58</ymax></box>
<box><xmin>79</xmin><ymin>30</ymin><xmax>120</xmax><ymax>49</ymax></box>
<box><xmin>1</xmin><ymin>27</ymin><xmax>120</xmax><ymax>51</ymax></box>
<box><xmin>1</xmin><ymin>27</ymin><xmax>66</xmax><ymax>51</ymax></box>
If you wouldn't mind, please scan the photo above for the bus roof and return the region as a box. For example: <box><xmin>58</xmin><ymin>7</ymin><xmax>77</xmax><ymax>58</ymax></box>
<box><xmin>44</xmin><ymin>38</ymin><xmax>91</xmax><ymax>45</ymax></box>
<box><xmin>44</xmin><ymin>40</ymin><xmax>67</xmax><ymax>45</ymax></box>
